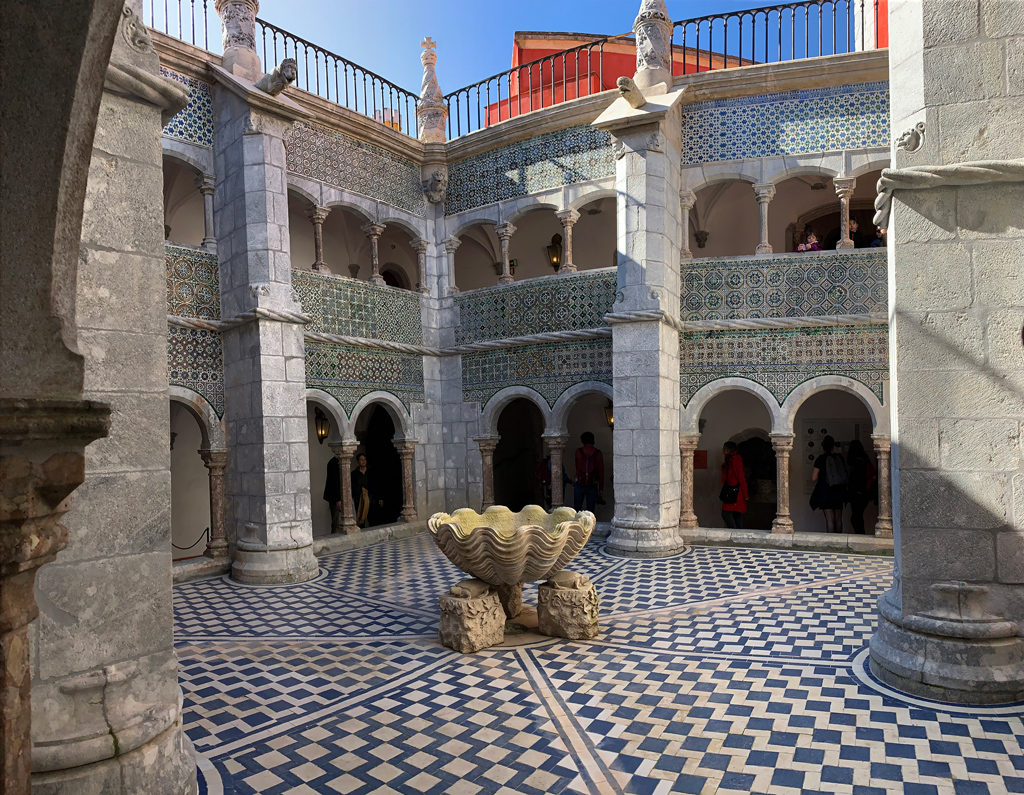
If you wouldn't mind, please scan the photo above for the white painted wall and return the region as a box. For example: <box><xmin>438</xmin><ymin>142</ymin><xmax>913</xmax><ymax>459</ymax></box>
<box><xmin>169</xmin><ymin>401</ymin><xmax>210</xmax><ymax>558</ymax></box>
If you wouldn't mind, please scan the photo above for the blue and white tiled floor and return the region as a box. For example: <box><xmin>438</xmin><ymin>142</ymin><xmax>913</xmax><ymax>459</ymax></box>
<box><xmin>175</xmin><ymin>536</ymin><xmax>1024</xmax><ymax>794</ymax></box>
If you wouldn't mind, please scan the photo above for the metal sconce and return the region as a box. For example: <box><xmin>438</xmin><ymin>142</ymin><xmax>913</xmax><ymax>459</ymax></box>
<box><xmin>546</xmin><ymin>233</ymin><xmax>563</xmax><ymax>271</ymax></box>
<box><xmin>314</xmin><ymin>407</ymin><xmax>330</xmax><ymax>444</ymax></box>
<box><xmin>604</xmin><ymin>401</ymin><xmax>614</xmax><ymax>429</ymax></box>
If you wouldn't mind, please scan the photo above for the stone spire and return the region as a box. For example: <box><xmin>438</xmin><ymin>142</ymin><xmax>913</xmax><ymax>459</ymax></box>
<box><xmin>417</xmin><ymin>37</ymin><xmax>448</xmax><ymax>143</ymax></box>
<box><xmin>633</xmin><ymin>0</ymin><xmax>672</xmax><ymax>92</ymax></box>
<box><xmin>215</xmin><ymin>0</ymin><xmax>261</xmax><ymax>80</ymax></box>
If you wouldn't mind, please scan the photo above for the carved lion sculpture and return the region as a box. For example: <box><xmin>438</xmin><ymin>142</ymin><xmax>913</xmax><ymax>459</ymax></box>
<box><xmin>255</xmin><ymin>58</ymin><xmax>297</xmax><ymax>96</ymax></box>
<box><xmin>448</xmin><ymin>578</ymin><xmax>491</xmax><ymax>599</ymax></box>
<box><xmin>423</xmin><ymin>169</ymin><xmax>448</xmax><ymax>204</ymax></box>
<box><xmin>616</xmin><ymin>76</ymin><xmax>646</xmax><ymax>109</ymax></box>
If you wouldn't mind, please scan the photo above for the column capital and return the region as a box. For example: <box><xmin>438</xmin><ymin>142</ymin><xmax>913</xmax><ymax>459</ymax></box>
<box><xmin>753</xmin><ymin>183</ymin><xmax>776</xmax><ymax>203</ymax></box>
<box><xmin>474</xmin><ymin>436</ymin><xmax>499</xmax><ymax>453</ymax></box>
<box><xmin>542</xmin><ymin>434</ymin><xmax>570</xmax><ymax>451</ymax></box>
<box><xmin>394</xmin><ymin>438</ymin><xmax>418</xmax><ymax>455</ymax></box>
<box><xmin>196</xmin><ymin>174</ymin><xmax>216</xmax><ymax>195</ymax></box>
<box><xmin>556</xmin><ymin>208</ymin><xmax>580</xmax><ymax>227</ymax></box>
<box><xmin>495</xmin><ymin>222</ymin><xmax>517</xmax><ymax>241</ymax></box>
<box><xmin>199</xmin><ymin>448</ymin><xmax>229</xmax><ymax>469</ymax></box>
<box><xmin>871</xmin><ymin>434</ymin><xmax>891</xmax><ymax>451</ymax></box>
<box><xmin>307</xmin><ymin>205</ymin><xmax>330</xmax><ymax>224</ymax></box>
<box><xmin>362</xmin><ymin>221</ymin><xmax>386</xmax><ymax>239</ymax></box>
<box><xmin>769</xmin><ymin>433</ymin><xmax>795</xmax><ymax>451</ymax></box>
<box><xmin>679</xmin><ymin>189</ymin><xmax>696</xmax><ymax>210</ymax></box>
<box><xmin>411</xmin><ymin>237</ymin><xmax>430</xmax><ymax>254</ymax></box>
<box><xmin>679</xmin><ymin>433</ymin><xmax>700</xmax><ymax>451</ymax></box>
<box><xmin>833</xmin><ymin>176</ymin><xmax>857</xmax><ymax>199</ymax></box>
<box><xmin>443</xmin><ymin>235</ymin><xmax>462</xmax><ymax>253</ymax></box>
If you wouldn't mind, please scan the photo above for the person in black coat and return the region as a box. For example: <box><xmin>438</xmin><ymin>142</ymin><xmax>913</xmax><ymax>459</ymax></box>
<box><xmin>324</xmin><ymin>455</ymin><xmax>341</xmax><ymax>532</ymax></box>
<box><xmin>350</xmin><ymin>453</ymin><xmax>382</xmax><ymax>528</ymax></box>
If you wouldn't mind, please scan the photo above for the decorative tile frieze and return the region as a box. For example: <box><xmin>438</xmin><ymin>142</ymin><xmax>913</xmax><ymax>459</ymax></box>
<box><xmin>306</xmin><ymin>341</ymin><xmax>424</xmax><ymax>414</ymax></box>
<box><xmin>462</xmin><ymin>339</ymin><xmax>612</xmax><ymax>408</ymax></box>
<box><xmin>285</xmin><ymin>122</ymin><xmax>425</xmax><ymax>217</ymax></box>
<box><xmin>681</xmin><ymin>249</ymin><xmax>886</xmax><ymax>321</ymax></box>
<box><xmin>681</xmin><ymin>81</ymin><xmax>889</xmax><ymax>164</ymax></box>
<box><xmin>166</xmin><ymin>245</ymin><xmax>220</xmax><ymax>319</ymax></box>
<box><xmin>293</xmin><ymin>270</ymin><xmax>423</xmax><ymax>345</ymax></box>
<box><xmin>168</xmin><ymin>326</ymin><xmax>225</xmax><ymax>417</ymax></box>
<box><xmin>680</xmin><ymin>325</ymin><xmax>888</xmax><ymax>405</ymax></box>
<box><xmin>161</xmin><ymin>67</ymin><xmax>214</xmax><ymax>148</ymax></box>
<box><xmin>446</xmin><ymin>125</ymin><xmax>614</xmax><ymax>215</ymax></box>
<box><xmin>455</xmin><ymin>269</ymin><xmax>616</xmax><ymax>345</ymax></box>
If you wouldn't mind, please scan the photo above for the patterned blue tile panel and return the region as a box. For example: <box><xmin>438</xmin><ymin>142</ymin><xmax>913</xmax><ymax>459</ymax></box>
<box><xmin>286</xmin><ymin>121</ymin><xmax>425</xmax><ymax>217</ymax></box>
<box><xmin>681</xmin><ymin>249</ymin><xmax>887</xmax><ymax>321</ymax></box>
<box><xmin>305</xmin><ymin>341</ymin><xmax>424</xmax><ymax>414</ymax></box>
<box><xmin>462</xmin><ymin>339</ymin><xmax>612</xmax><ymax>408</ymax></box>
<box><xmin>161</xmin><ymin>68</ymin><xmax>214</xmax><ymax>148</ymax></box>
<box><xmin>166</xmin><ymin>245</ymin><xmax>220</xmax><ymax>320</ymax></box>
<box><xmin>680</xmin><ymin>324</ymin><xmax>889</xmax><ymax>404</ymax></box>
<box><xmin>681</xmin><ymin>80</ymin><xmax>889</xmax><ymax>164</ymax></box>
<box><xmin>292</xmin><ymin>268</ymin><xmax>423</xmax><ymax>345</ymax></box>
<box><xmin>168</xmin><ymin>326</ymin><xmax>224</xmax><ymax>417</ymax></box>
<box><xmin>446</xmin><ymin>124</ymin><xmax>614</xmax><ymax>215</ymax></box>
<box><xmin>455</xmin><ymin>269</ymin><xmax>617</xmax><ymax>345</ymax></box>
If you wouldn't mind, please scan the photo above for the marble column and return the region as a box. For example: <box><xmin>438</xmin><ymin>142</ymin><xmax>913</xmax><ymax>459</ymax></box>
<box><xmin>475</xmin><ymin>437</ymin><xmax>499</xmax><ymax>509</ymax></box>
<box><xmin>395</xmin><ymin>440</ymin><xmax>418</xmax><ymax>521</ymax></box>
<box><xmin>443</xmin><ymin>235</ymin><xmax>461</xmax><ymax>295</ymax></box>
<box><xmin>679</xmin><ymin>190</ymin><xmax>695</xmax><ymax>260</ymax></box>
<box><xmin>753</xmin><ymin>183</ymin><xmax>775</xmax><ymax>255</ymax></box>
<box><xmin>201</xmin><ymin>448</ymin><xmax>229</xmax><ymax>556</ymax></box>
<box><xmin>556</xmin><ymin>209</ymin><xmax>580</xmax><ymax>274</ymax></box>
<box><xmin>496</xmin><ymin>222</ymin><xmax>516</xmax><ymax>285</ymax></box>
<box><xmin>770</xmin><ymin>434</ymin><xmax>795</xmax><ymax>534</ymax></box>
<box><xmin>544</xmin><ymin>435</ymin><xmax>569</xmax><ymax>508</ymax></box>
<box><xmin>308</xmin><ymin>205</ymin><xmax>330</xmax><ymax>272</ymax></box>
<box><xmin>872</xmin><ymin>435</ymin><xmax>893</xmax><ymax>539</ymax></box>
<box><xmin>198</xmin><ymin>175</ymin><xmax>217</xmax><ymax>253</ymax></box>
<box><xmin>834</xmin><ymin>177</ymin><xmax>856</xmax><ymax>250</ymax></box>
<box><xmin>363</xmin><ymin>222</ymin><xmax>386</xmax><ymax>286</ymax></box>
<box><xmin>332</xmin><ymin>441</ymin><xmax>359</xmax><ymax>534</ymax></box>
<box><xmin>412</xmin><ymin>237</ymin><xmax>430</xmax><ymax>294</ymax></box>
<box><xmin>678</xmin><ymin>434</ymin><xmax>700</xmax><ymax>529</ymax></box>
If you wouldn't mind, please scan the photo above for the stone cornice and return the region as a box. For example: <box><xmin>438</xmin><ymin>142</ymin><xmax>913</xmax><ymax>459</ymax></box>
<box><xmin>152</xmin><ymin>29</ymin><xmax>222</xmax><ymax>79</ymax></box>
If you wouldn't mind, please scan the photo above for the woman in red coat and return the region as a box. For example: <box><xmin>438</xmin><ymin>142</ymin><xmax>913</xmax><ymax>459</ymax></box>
<box><xmin>720</xmin><ymin>441</ymin><xmax>749</xmax><ymax>529</ymax></box>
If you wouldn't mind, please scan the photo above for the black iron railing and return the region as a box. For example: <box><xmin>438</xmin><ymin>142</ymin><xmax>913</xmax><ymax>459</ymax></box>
<box><xmin>146</xmin><ymin>0</ymin><xmax>218</xmax><ymax>51</ymax></box>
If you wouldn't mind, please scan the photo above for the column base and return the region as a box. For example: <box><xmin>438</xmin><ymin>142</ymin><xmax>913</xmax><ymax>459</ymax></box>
<box><xmin>679</xmin><ymin>512</ymin><xmax>698</xmax><ymax>530</ymax></box>
<box><xmin>204</xmin><ymin>539</ymin><xmax>229</xmax><ymax>558</ymax></box>
<box><xmin>231</xmin><ymin>539</ymin><xmax>318</xmax><ymax>584</ymax></box>
<box><xmin>869</xmin><ymin>592</ymin><xmax>1024</xmax><ymax>705</ymax></box>
<box><xmin>607</xmin><ymin>520</ymin><xmax>686</xmax><ymax>558</ymax></box>
<box><xmin>874</xmin><ymin>519</ymin><xmax>893</xmax><ymax>538</ymax></box>
<box><xmin>754</xmin><ymin>243</ymin><xmax>773</xmax><ymax>255</ymax></box>
<box><xmin>400</xmin><ymin>509</ymin><xmax>417</xmax><ymax>522</ymax></box>
<box><xmin>771</xmin><ymin>517</ymin><xmax>795</xmax><ymax>534</ymax></box>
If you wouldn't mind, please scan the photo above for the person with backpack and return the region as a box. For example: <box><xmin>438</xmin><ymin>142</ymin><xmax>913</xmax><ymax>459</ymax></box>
<box><xmin>573</xmin><ymin>431</ymin><xmax>604</xmax><ymax>512</ymax></box>
<box><xmin>846</xmin><ymin>439</ymin><xmax>877</xmax><ymax>534</ymax></box>
<box><xmin>810</xmin><ymin>435</ymin><xmax>848</xmax><ymax>533</ymax></box>
<box><xmin>720</xmin><ymin>441</ymin><xmax>749</xmax><ymax>529</ymax></box>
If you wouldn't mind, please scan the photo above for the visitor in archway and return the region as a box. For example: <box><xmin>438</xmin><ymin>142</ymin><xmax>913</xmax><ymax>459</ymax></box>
<box><xmin>846</xmin><ymin>440</ymin><xmax>876</xmax><ymax>535</ymax></box>
<box><xmin>810</xmin><ymin>435</ymin><xmax>848</xmax><ymax>533</ymax></box>
<box><xmin>324</xmin><ymin>455</ymin><xmax>342</xmax><ymax>532</ymax></box>
<box><xmin>573</xmin><ymin>432</ymin><xmax>604</xmax><ymax>512</ymax></box>
<box><xmin>849</xmin><ymin>218</ymin><xmax>868</xmax><ymax>248</ymax></box>
<box><xmin>720</xmin><ymin>441</ymin><xmax>748</xmax><ymax>529</ymax></box>
<box><xmin>797</xmin><ymin>231</ymin><xmax>822</xmax><ymax>252</ymax></box>
<box><xmin>351</xmin><ymin>453</ymin><xmax>382</xmax><ymax>528</ymax></box>
<box><xmin>870</xmin><ymin>227</ymin><xmax>887</xmax><ymax>247</ymax></box>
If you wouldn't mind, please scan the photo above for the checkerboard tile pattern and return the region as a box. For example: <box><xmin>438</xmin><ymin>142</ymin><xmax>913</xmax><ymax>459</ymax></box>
<box><xmin>177</xmin><ymin>537</ymin><xmax>1024</xmax><ymax>794</ymax></box>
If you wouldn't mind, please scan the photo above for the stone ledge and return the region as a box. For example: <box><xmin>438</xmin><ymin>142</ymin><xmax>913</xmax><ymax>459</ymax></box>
<box><xmin>312</xmin><ymin>521</ymin><xmax>427</xmax><ymax>556</ymax></box>
<box><xmin>679</xmin><ymin>527</ymin><xmax>893</xmax><ymax>555</ymax></box>
<box><xmin>172</xmin><ymin>555</ymin><xmax>231</xmax><ymax>584</ymax></box>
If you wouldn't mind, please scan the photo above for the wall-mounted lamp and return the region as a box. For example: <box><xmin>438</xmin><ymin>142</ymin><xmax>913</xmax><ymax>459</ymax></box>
<box><xmin>314</xmin><ymin>407</ymin><xmax>330</xmax><ymax>444</ymax></box>
<box><xmin>545</xmin><ymin>233</ymin><xmax>564</xmax><ymax>271</ymax></box>
<box><xmin>604</xmin><ymin>401</ymin><xmax>614</xmax><ymax>429</ymax></box>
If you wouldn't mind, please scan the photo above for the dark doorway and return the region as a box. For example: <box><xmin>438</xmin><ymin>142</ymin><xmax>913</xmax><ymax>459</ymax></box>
<box><xmin>735</xmin><ymin>434</ymin><xmax>777</xmax><ymax>530</ymax></box>
<box><xmin>494</xmin><ymin>398</ymin><xmax>545</xmax><ymax>511</ymax></box>
<box><xmin>355</xmin><ymin>404</ymin><xmax>403</xmax><ymax>526</ymax></box>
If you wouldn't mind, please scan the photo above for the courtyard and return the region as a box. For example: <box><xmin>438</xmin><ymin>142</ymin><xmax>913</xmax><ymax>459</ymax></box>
<box><xmin>177</xmin><ymin>536</ymin><xmax>1024</xmax><ymax>794</ymax></box>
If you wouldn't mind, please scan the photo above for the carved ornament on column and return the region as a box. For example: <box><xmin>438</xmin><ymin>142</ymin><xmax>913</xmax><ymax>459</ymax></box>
<box><xmin>679</xmin><ymin>190</ymin><xmax>696</xmax><ymax>260</ymax></box>
<box><xmin>215</xmin><ymin>0</ymin><xmax>261</xmax><ymax>80</ymax></box>
<box><xmin>417</xmin><ymin>38</ymin><xmax>448</xmax><ymax>144</ymax></box>
<box><xmin>753</xmin><ymin>183</ymin><xmax>775</xmax><ymax>255</ymax></box>
<box><xmin>633</xmin><ymin>0</ymin><xmax>672</xmax><ymax>91</ymax></box>
<box><xmin>394</xmin><ymin>440</ymin><xmax>418</xmax><ymax>522</ymax></box>
<box><xmin>555</xmin><ymin>209</ymin><xmax>580</xmax><ymax>274</ymax></box>
<box><xmin>362</xmin><ymin>222</ymin><xmax>386</xmax><ymax>286</ymax></box>
<box><xmin>308</xmin><ymin>205</ymin><xmax>331</xmax><ymax>272</ymax></box>
<box><xmin>871</xmin><ymin>435</ymin><xmax>893</xmax><ymax>538</ymax></box>
<box><xmin>443</xmin><ymin>235</ymin><xmax>461</xmax><ymax>294</ymax></box>
<box><xmin>475</xmin><ymin>437</ymin><xmax>499</xmax><ymax>509</ymax></box>
<box><xmin>495</xmin><ymin>222</ymin><xmax>516</xmax><ymax>285</ymax></box>
<box><xmin>411</xmin><ymin>237</ymin><xmax>430</xmax><ymax>294</ymax></box>
<box><xmin>200</xmin><ymin>449</ymin><xmax>229</xmax><ymax>556</ymax></box>
<box><xmin>678</xmin><ymin>434</ymin><xmax>700</xmax><ymax>529</ymax></box>
<box><xmin>833</xmin><ymin>176</ymin><xmax>856</xmax><ymax>250</ymax></box>
<box><xmin>197</xmin><ymin>175</ymin><xmax>217</xmax><ymax>253</ymax></box>
<box><xmin>336</xmin><ymin>441</ymin><xmax>359</xmax><ymax>534</ymax></box>
<box><xmin>543</xmin><ymin>435</ymin><xmax>569</xmax><ymax>508</ymax></box>
<box><xmin>770</xmin><ymin>434</ymin><xmax>795</xmax><ymax>534</ymax></box>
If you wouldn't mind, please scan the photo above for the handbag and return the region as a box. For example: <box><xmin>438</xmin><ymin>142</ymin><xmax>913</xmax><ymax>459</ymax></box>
<box><xmin>719</xmin><ymin>482</ymin><xmax>740</xmax><ymax>504</ymax></box>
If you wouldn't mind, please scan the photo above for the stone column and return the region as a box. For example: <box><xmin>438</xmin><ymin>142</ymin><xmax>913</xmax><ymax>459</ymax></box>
<box><xmin>417</xmin><ymin>37</ymin><xmax>448</xmax><ymax>143</ymax></box>
<box><xmin>679</xmin><ymin>190</ymin><xmax>695</xmax><ymax>260</ymax></box>
<box><xmin>443</xmin><ymin>235</ymin><xmax>461</xmax><ymax>295</ymax></box>
<box><xmin>363</xmin><ymin>222</ymin><xmax>386</xmax><ymax>286</ymax></box>
<box><xmin>872</xmin><ymin>435</ymin><xmax>893</xmax><ymax>539</ymax></box>
<box><xmin>834</xmin><ymin>176</ymin><xmax>856</xmax><ymax>249</ymax></box>
<box><xmin>412</xmin><ymin>237</ymin><xmax>430</xmax><ymax>294</ymax></box>
<box><xmin>544</xmin><ymin>435</ymin><xmax>569</xmax><ymax>508</ymax></box>
<box><xmin>395</xmin><ymin>440</ymin><xmax>418</xmax><ymax>521</ymax></box>
<box><xmin>308</xmin><ymin>205</ymin><xmax>330</xmax><ymax>272</ymax></box>
<box><xmin>495</xmin><ymin>222</ymin><xmax>516</xmax><ymax>285</ymax></box>
<box><xmin>475</xmin><ymin>437</ymin><xmax>499</xmax><ymax>509</ymax></box>
<box><xmin>678</xmin><ymin>434</ymin><xmax>699</xmax><ymax>529</ymax></box>
<box><xmin>198</xmin><ymin>175</ymin><xmax>217</xmax><ymax>253</ymax></box>
<box><xmin>333</xmin><ymin>441</ymin><xmax>359</xmax><ymax>534</ymax></box>
<box><xmin>555</xmin><ymin>209</ymin><xmax>580</xmax><ymax>274</ymax></box>
<box><xmin>215</xmin><ymin>0</ymin><xmax>261</xmax><ymax>80</ymax></box>
<box><xmin>632</xmin><ymin>0</ymin><xmax>672</xmax><ymax>92</ymax></box>
<box><xmin>753</xmin><ymin>183</ymin><xmax>775</xmax><ymax>255</ymax></box>
<box><xmin>200</xmin><ymin>448</ymin><xmax>229</xmax><ymax>556</ymax></box>
<box><xmin>770</xmin><ymin>434</ymin><xmax>795</xmax><ymax>534</ymax></box>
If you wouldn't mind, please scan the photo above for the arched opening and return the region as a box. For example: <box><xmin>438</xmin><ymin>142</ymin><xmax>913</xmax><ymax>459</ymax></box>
<box><xmin>353</xmin><ymin>404</ymin><xmax>403</xmax><ymax>527</ymax></box>
<box><xmin>307</xmin><ymin>402</ymin><xmax>339</xmax><ymax>538</ymax></box>
<box><xmin>689</xmin><ymin>179</ymin><xmax>759</xmax><ymax>257</ymax></box>
<box><xmin>376</xmin><ymin>224</ymin><xmax>418</xmax><ymax>290</ymax></box>
<box><xmin>792</xmin><ymin>169</ymin><xmax>885</xmax><ymax>250</ymax></box>
<box><xmin>573</xmin><ymin>196</ymin><xmax>617</xmax><ymax>271</ymax></box>
<box><xmin>169</xmin><ymin>400</ymin><xmax>210</xmax><ymax>559</ymax></box>
<box><xmin>162</xmin><ymin>155</ymin><xmax>205</xmax><ymax>248</ymax></box>
<box><xmin>769</xmin><ymin>173</ymin><xmax>838</xmax><ymax>253</ymax></box>
<box><xmin>694</xmin><ymin>389</ymin><xmax>774</xmax><ymax>529</ymax></box>
<box><xmin>565</xmin><ymin>393</ymin><xmax>614</xmax><ymax>521</ymax></box>
<box><xmin>792</xmin><ymin>388</ymin><xmax>877</xmax><ymax>533</ymax></box>
<box><xmin>453</xmin><ymin>221</ymin><xmax>499</xmax><ymax>292</ymax></box>
<box><xmin>494</xmin><ymin>398</ymin><xmax>545</xmax><ymax>511</ymax></box>
<box><xmin>507</xmin><ymin>206</ymin><xmax>561</xmax><ymax>282</ymax></box>
<box><xmin>287</xmin><ymin>189</ymin><xmax>319</xmax><ymax>271</ymax></box>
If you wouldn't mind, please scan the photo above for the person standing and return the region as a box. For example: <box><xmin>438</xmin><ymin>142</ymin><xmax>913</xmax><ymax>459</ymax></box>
<box><xmin>810</xmin><ymin>435</ymin><xmax>848</xmax><ymax>533</ymax></box>
<box><xmin>323</xmin><ymin>455</ymin><xmax>341</xmax><ymax>533</ymax></box>
<box><xmin>350</xmin><ymin>453</ymin><xmax>382</xmax><ymax>528</ymax></box>
<box><xmin>846</xmin><ymin>439</ymin><xmax>876</xmax><ymax>534</ymax></box>
<box><xmin>720</xmin><ymin>441</ymin><xmax>748</xmax><ymax>529</ymax></box>
<box><xmin>849</xmin><ymin>217</ymin><xmax>868</xmax><ymax>248</ymax></box>
<box><xmin>573</xmin><ymin>432</ymin><xmax>604</xmax><ymax>512</ymax></box>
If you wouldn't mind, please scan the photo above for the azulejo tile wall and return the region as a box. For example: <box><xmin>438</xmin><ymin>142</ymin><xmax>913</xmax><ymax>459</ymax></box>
<box><xmin>286</xmin><ymin>122</ymin><xmax>424</xmax><ymax>217</ymax></box>
<box><xmin>680</xmin><ymin>81</ymin><xmax>889</xmax><ymax>164</ymax></box>
<box><xmin>306</xmin><ymin>342</ymin><xmax>424</xmax><ymax>414</ymax></box>
<box><xmin>168</xmin><ymin>326</ymin><xmax>225</xmax><ymax>417</ymax></box>
<box><xmin>161</xmin><ymin>68</ymin><xmax>214</xmax><ymax>148</ymax></box>
<box><xmin>293</xmin><ymin>270</ymin><xmax>423</xmax><ymax>345</ymax></box>
<box><xmin>462</xmin><ymin>340</ymin><xmax>612</xmax><ymax>408</ymax></box>
<box><xmin>455</xmin><ymin>269</ymin><xmax>616</xmax><ymax>345</ymax></box>
<box><xmin>166</xmin><ymin>245</ymin><xmax>220</xmax><ymax>319</ymax></box>
<box><xmin>680</xmin><ymin>325</ymin><xmax>888</xmax><ymax>405</ymax></box>
<box><xmin>681</xmin><ymin>249</ymin><xmax>886</xmax><ymax>321</ymax></box>
<box><xmin>446</xmin><ymin>125</ymin><xmax>614</xmax><ymax>215</ymax></box>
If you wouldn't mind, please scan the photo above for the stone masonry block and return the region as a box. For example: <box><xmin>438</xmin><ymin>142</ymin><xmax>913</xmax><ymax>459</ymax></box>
<box><xmin>438</xmin><ymin>580</ymin><xmax>505</xmax><ymax>654</ymax></box>
<box><xmin>893</xmin><ymin>189</ymin><xmax>959</xmax><ymax>243</ymax></box>
<box><xmin>958</xmin><ymin>183</ymin><xmax>1024</xmax><ymax>238</ymax></box>
<box><xmin>897</xmin><ymin>418</ymin><xmax>940</xmax><ymax>470</ymax></box>
<box><xmin>892</xmin><ymin>312</ymin><xmax>984</xmax><ymax>372</ymax></box>
<box><xmin>893</xmin><ymin>241</ymin><xmax>971</xmax><ymax>311</ymax></box>
<box><xmin>987</xmin><ymin>309</ymin><xmax>1024</xmax><ymax>371</ymax></box>
<box><xmin>901</xmin><ymin>527</ymin><xmax>997</xmax><ymax>584</ymax></box>
<box><xmin>900</xmin><ymin>470</ymin><xmax>1009</xmax><ymax>530</ymax></box>
<box><xmin>974</xmin><ymin>240</ymin><xmax>1024</xmax><ymax>307</ymax></box>
<box><xmin>538</xmin><ymin>571</ymin><xmax>599</xmax><ymax>640</ymax></box>
<box><xmin>939</xmin><ymin>419</ymin><xmax>1020</xmax><ymax>471</ymax></box>
<box><xmin>996</xmin><ymin>531</ymin><xmax>1024</xmax><ymax>583</ymax></box>
<box><xmin>982</xmin><ymin>0</ymin><xmax>1024</xmax><ymax>37</ymax></box>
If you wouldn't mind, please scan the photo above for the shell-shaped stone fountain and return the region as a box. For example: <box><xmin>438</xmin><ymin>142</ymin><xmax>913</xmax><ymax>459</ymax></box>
<box><xmin>428</xmin><ymin>505</ymin><xmax>596</xmax><ymax>586</ymax></box>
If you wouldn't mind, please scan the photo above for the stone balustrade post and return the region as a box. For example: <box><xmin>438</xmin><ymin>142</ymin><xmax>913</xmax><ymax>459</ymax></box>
<box><xmin>198</xmin><ymin>175</ymin><xmax>217</xmax><ymax>253</ymax></box>
<box><xmin>555</xmin><ymin>209</ymin><xmax>580</xmax><ymax>274</ymax></box>
<box><xmin>495</xmin><ymin>222</ymin><xmax>516</xmax><ymax>285</ymax></box>
<box><xmin>753</xmin><ymin>183</ymin><xmax>775</xmax><ymax>255</ymax></box>
<box><xmin>834</xmin><ymin>177</ymin><xmax>857</xmax><ymax>250</ymax></box>
<box><xmin>308</xmin><ymin>205</ymin><xmax>330</xmax><ymax>272</ymax></box>
<box><xmin>363</xmin><ymin>222</ymin><xmax>386</xmax><ymax>286</ymax></box>
<box><xmin>443</xmin><ymin>235</ymin><xmax>461</xmax><ymax>295</ymax></box>
<box><xmin>475</xmin><ymin>437</ymin><xmax>499</xmax><ymax>508</ymax></box>
<box><xmin>336</xmin><ymin>442</ymin><xmax>359</xmax><ymax>534</ymax></box>
<box><xmin>214</xmin><ymin>0</ymin><xmax>261</xmax><ymax>80</ymax></box>
<box><xmin>679</xmin><ymin>190</ymin><xmax>696</xmax><ymax>260</ymax></box>
<box><xmin>544</xmin><ymin>435</ymin><xmax>569</xmax><ymax>508</ymax></box>
<box><xmin>770</xmin><ymin>434</ymin><xmax>795</xmax><ymax>534</ymax></box>
<box><xmin>394</xmin><ymin>440</ymin><xmax>418</xmax><ymax>521</ymax></box>
<box><xmin>200</xmin><ymin>448</ymin><xmax>229</xmax><ymax>556</ymax></box>
<box><xmin>678</xmin><ymin>434</ymin><xmax>700</xmax><ymax>529</ymax></box>
<box><xmin>872</xmin><ymin>435</ymin><xmax>893</xmax><ymax>538</ymax></box>
<box><xmin>412</xmin><ymin>237</ymin><xmax>430</xmax><ymax>294</ymax></box>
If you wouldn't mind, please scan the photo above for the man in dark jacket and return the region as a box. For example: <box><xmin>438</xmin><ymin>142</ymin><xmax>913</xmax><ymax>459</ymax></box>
<box><xmin>324</xmin><ymin>455</ymin><xmax>341</xmax><ymax>532</ymax></box>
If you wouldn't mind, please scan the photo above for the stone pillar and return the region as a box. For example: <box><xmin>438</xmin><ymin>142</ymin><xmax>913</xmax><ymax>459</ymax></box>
<box><xmin>544</xmin><ymin>435</ymin><xmax>569</xmax><ymax>508</ymax></box>
<box><xmin>200</xmin><ymin>448</ymin><xmax>229</xmax><ymax>556</ymax></box>
<box><xmin>556</xmin><ymin>209</ymin><xmax>580</xmax><ymax>274</ymax></box>
<box><xmin>868</xmin><ymin>0</ymin><xmax>1024</xmax><ymax>704</ymax></box>
<box><xmin>495</xmin><ymin>222</ymin><xmax>516</xmax><ymax>285</ymax></box>
<box><xmin>872</xmin><ymin>435</ymin><xmax>893</xmax><ymax>539</ymax></box>
<box><xmin>678</xmin><ymin>434</ymin><xmax>699</xmax><ymax>529</ymax></box>
<box><xmin>443</xmin><ymin>235</ymin><xmax>461</xmax><ymax>295</ymax></box>
<box><xmin>679</xmin><ymin>190</ymin><xmax>695</xmax><ymax>260</ymax></box>
<box><xmin>215</xmin><ymin>0</ymin><xmax>261</xmax><ymax>80</ymax></box>
<box><xmin>753</xmin><ymin>183</ymin><xmax>775</xmax><ymax>255</ymax></box>
<box><xmin>412</xmin><ymin>237</ymin><xmax>430</xmax><ymax>294</ymax></box>
<box><xmin>395</xmin><ymin>440</ymin><xmax>418</xmax><ymax>521</ymax></box>
<box><xmin>770</xmin><ymin>434</ymin><xmax>795</xmax><ymax>534</ymax></box>
<box><xmin>475</xmin><ymin>437</ymin><xmax>498</xmax><ymax>509</ymax></box>
<box><xmin>198</xmin><ymin>175</ymin><xmax>217</xmax><ymax>253</ymax></box>
<box><xmin>363</xmin><ymin>222</ymin><xmax>386</xmax><ymax>286</ymax></box>
<box><xmin>308</xmin><ymin>205</ymin><xmax>330</xmax><ymax>272</ymax></box>
<box><xmin>632</xmin><ymin>0</ymin><xmax>672</xmax><ymax>92</ymax></box>
<box><xmin>417</xmin><ymin>37</ymin><xmax>448</xmax><ymax>144</ymax></box>
<box><xmin>834</xmin><ymin>176</ymin><xmax>856</xmax><ymax>250</ymax></box>
<box><xmin>332</xmin><ymin>441</ymin><xmax>359</xmax><ymax>534</ymax></box>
